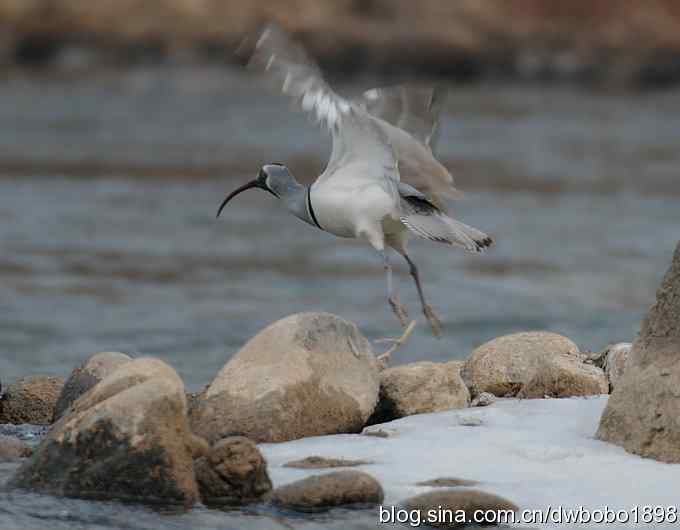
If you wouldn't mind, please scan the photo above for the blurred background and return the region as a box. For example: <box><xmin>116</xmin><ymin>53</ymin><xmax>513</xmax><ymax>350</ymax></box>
<box><xmin>1</xmin><ymin>0</ymin><xmax>680</xmax><ymax>389</ymax></box>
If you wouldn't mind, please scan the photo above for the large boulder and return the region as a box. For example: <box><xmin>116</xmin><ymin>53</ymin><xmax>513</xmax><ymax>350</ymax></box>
<box><xmin>0</xmin><ymin>375</ymin><xmax>65</xmax><ymax>424</ymax></box>
<box><xmin>9</xmin><ymin>358</ymin><xmax>199</xmax><ymax>507</ymax></box>
<box><xmin>271</xmin><ymin>470</ymin><xmax>384</xmax><ymax>512</ymax></box>
<box><xmin>190</xmin><ymin>313</ymin><xmax>380</xmax><ymax>443</ymax></box>
<box><xmin>400</xmin><ymin>489</ymin><xmax>518</xmax><ymax>528</ymax></box>
<box><xmin>597</xmin><ymin>243</ymin><xmax>680</xmax><ymax>463</ymax></box>
<box><xmin>461</xmin><ymin>331</ymin><xmax>580</xmax><ymax>397</ymax></box>
<box><xmin>517</xmin><ymin>353</ymin><xmax>608</xmax><ymax>398</ymax></box>
<box><xmin>368</xmin><ymin>361</ymin><xmax>469</xmax><ymax>424</ymax></box>
<box><xmin>194</xmin><ymin>436</ymin><xmax>272</xmax><ymax>506</ymax></box>
<box><xmin>54</xmin><ymin>351</ymin><xmax>132</xmax><ymax>420</ymax></box>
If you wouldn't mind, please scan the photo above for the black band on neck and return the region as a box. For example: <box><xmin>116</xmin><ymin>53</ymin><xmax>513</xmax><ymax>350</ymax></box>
<box><xmin>306</xmin><ymin>187</ymin><xmax>323</xmax><ymax>230</ymax></box>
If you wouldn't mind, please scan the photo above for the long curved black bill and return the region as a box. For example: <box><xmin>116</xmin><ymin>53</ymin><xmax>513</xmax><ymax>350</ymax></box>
<box><xmin>216</xmin><ymin>179</ymin><xmax>261</xmax><ymax>218</ymax></box>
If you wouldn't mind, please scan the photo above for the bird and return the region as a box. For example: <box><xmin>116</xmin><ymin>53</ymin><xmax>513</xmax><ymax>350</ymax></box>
<box><xmin>217</xmin><ymin>24</ymin><xmax>494</xmax><ymax>338</ymax></box>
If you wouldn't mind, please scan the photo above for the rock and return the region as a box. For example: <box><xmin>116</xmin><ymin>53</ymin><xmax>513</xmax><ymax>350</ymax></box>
<box><xmin>190</xmin><ymin>313</ymin><xmax>380</xmax><ymax>443</ymax></box>
<box><xmin>54</xmin><ymin>351</ymin><xmax>132</xmax><ymax>420</ymax></box>
<box><xmin>461</xmin><ymin>331</ymin><xmax>580</xmax><ymax>397</ymax></box>
<box><xmin>271</xmin><ymin>470</ymin><xmax>384</xmax><ymax>512</ymax></box>
<box><xmin>401</xmin><ymin>490</ymin><xmax>518</xmax><ymax>528</ymax></box>
<box><xmin>284</xmin><ymin>456</ymin><xmax>372</xmax><ymax>469</ymax></box>
<box><xmin>9</xmin><ymin>357</ymin><xmax>199</xmax><ymax>507</ymax></box>
<box><xmin>194</xmin><ymin>436</ymin><xmax>272</xmax><ymax>506</ymax></box>
<box><xmin>368</xmin><ymin>361</ymin><xmax>469</xmax><ymax>424</ymax></box>
<box><xmin>597</xmin><ymin>242</ymin><xmax>680</xmax><ymax>463</ymax></box>
<box><xmin>470</xmin><ymin>392</ymin><xmax>496</xmax><ymax>407</ymax></box>
<box><xmin>0</xmin><ymin>434</ymin><xmax>32</xmax><ymax>461</ymax></box>
<box><xmin>517</xmin><ymin>353</ymin><xmax>609</xmax><ymax>399</ymax></box>
<box><xmin>603</xmin><ymin>343</ymin><xmax>632</xmax><ymax>391</ymax></box>
<box><xmin>415</xmin><ymin>477</ymin><xmax>479</xmax><ymax>488</ymax></box>
<box><xmin>0</xmin><ymin>375</ymin><xmax>65</xmax><ymax>424</ymax></box>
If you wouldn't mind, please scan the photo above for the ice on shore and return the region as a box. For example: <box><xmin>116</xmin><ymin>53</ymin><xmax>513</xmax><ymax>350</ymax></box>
<box><xmin>261</xmin><ymin>397</ymin><xmax>680</xmax><ymax>529</ymax></box>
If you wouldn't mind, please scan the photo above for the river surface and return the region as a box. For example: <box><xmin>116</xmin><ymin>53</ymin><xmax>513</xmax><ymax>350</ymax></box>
<box><xmin>0</xmin><ymin>67</ymin><xmax>679</xmax><ymax>528</ymax></box>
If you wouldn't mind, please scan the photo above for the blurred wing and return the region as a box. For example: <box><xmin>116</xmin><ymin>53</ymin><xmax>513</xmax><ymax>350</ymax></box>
<box><xmin>243</xmin><ymin>24</ymin><xmax>398</xmax><ymax>186</ymax></box>
<box><xmin>355</xmin><ymin>84</ymin><xmax>461</xmax><ymax>206</ymax></box>
<box><xmin>356</xmin><ymin>85</ymin><xmax>446</xmax><ymax>152</ymax></box>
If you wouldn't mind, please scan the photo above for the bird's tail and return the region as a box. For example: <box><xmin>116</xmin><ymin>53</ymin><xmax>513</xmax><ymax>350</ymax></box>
<box><xmin>401</xmin><ymin>213</ymin><xmax>494</xmax><ymax>253</ymax></box>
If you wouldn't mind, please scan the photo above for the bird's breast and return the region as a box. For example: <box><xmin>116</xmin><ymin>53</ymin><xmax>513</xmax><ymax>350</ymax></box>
<box><xmin>310</xmin><ymin>183</ymin><xmax>397</xmax><ymax>239</ymax></box>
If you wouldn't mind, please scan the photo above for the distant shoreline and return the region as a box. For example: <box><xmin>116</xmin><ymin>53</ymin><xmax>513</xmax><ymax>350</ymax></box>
<box><xmin>1</xmin><ymin>1</ymin><xmax>680</xmax><ymax>87</ymax></box>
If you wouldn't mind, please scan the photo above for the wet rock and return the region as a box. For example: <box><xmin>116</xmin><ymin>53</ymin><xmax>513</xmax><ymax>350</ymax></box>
<box><xmin>470</xmin><ymin>392</ymin><xmax>496</xmax><ymax>407</ymax></box>
<box><xmin>194</xmin><ymin>436</ymin><xmax>272</xmax><ymax>506</ymax></box>
<box><xmin>461</xmin><ymin>331</ymin><xmax>580</xmax><ymax>397</ymax></box>
<box><xmin>0</xmin><ymin>434</ymin><xmax>32</xmax><ymax>461</ymax></box>
<box><xmin>0</xmin><ymin>375</ymin><xmax>65</xmax><ymax>425</ymax></box>
<box><xmin>271</xmin><ymin>470</ymin><xmax>384</xmax><ymax>512</ymax></box>
<box><xmin>9</xmin><ymin>357</ymin><xmax>199</xmax><ymax>507</ymax></box>
<box><xmin>368</xmin><ymin>361</ymin><xmax>469</xmax><ymax>424</ymax></box>
<box><xmin>517</xmin><ymin>353</ymin><xmax>608</xmax><ymax>399</ymax></box>
<box><xmin>401</xmin><ymin>489</ymin><xmax>518</xmax><ymax>528</ymax></box>
<box><xmin>284</xmin><ymin>456</ymin><xmax>372</xmax><ymax>469</ymax></box>
<box><xmin>190</xmin><ymin>313</ymin><xmax>380</xmax><ymax>443</ymax></box>
<box><xmin>54</xmin><ymin>351</ymin><xmax>132</xmax><ymax>420</ymax></box>
<box><xmin>597</xmin><ymin>242</ymin><xmax>680</xmax><ymax>463</ymax></box>
<box><xmin>415</xmin><ymin>477</ymin><xmax>479</xmax><ymax>488</ymax></box>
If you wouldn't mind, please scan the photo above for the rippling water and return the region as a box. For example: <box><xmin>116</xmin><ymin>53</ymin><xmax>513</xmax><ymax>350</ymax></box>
<box><xmin>0</xmin><ymin>67</ymin><xmax>679</xmax><ymax>528</ymax></box>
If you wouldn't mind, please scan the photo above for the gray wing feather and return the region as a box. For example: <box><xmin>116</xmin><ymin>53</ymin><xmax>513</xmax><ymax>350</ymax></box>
<box><xmin>243</xmin><ymin>24</ymin><xmax>398</xmax><ymax>187</ymax></box>
<box><xmin>357</xmin><ymin>85</ymin><xmax>446</xmax><ymax>151</ymax></box>
<box><xmin>398</xmin><ymin>184</ymin><xmax>493</xmax><ymax>252</ymax></box>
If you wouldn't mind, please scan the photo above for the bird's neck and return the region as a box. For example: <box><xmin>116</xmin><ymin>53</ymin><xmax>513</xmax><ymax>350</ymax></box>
<box><xmin>281</xmin><ymin>181</ymin><xmax>320</xmax><ymax>229</ymax></box>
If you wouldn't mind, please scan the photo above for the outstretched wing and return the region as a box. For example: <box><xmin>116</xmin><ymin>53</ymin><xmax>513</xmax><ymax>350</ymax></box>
<box><xmin>398</xmin><ymin>182</ymin><xmax>493</xmax><ymax>252</ymax></box>
<box><xmin>356</xmin><ymin>85</ymin><xmax>446</xmax><ymax>152</ymax></box>
<box><xmin>242</xmin><ymin>24</ymin><xmax>398</xmax><ymax>187</ymax></box>
<box><xmin>355</xmin><ymin>85</ymin><xmax>462</xmax><ymax>207</ymax></box>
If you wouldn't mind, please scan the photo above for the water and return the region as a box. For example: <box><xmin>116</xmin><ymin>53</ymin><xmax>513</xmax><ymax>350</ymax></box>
<box><xmin>0</xmin><ymin>67</ymin><xmax>679</xmax><ymax>528</ymax></box>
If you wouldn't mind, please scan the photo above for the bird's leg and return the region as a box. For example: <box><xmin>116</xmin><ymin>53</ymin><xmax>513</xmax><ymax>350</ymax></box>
<box><xmin>383</xmin><ymin>252</ymin><xmax>409</xmax><ymax>327</ymax></box>
<box><xmin>376</xmin><ymin>320</ymin><xmax>417</xmax><ymax>365</ymax></box>
<box><xmin>403</xmin><ymin>253</ymin><xmax>442</xmax><ymax>338</ymax></box>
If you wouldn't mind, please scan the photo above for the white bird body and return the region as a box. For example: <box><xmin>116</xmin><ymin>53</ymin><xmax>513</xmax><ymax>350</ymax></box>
<box><xmin>219</xmin><ymin>24</ymin><xmax>495</xmax><ymax>337</ymax></box>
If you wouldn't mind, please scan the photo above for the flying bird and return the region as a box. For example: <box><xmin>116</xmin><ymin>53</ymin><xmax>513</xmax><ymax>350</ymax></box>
<box><xmin>217</xmin><ymin>24</ymin><xmax>494</xmax><ymax>337</ymax></box>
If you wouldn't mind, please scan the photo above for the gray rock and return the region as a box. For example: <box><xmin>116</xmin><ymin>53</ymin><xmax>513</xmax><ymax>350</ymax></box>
<box><xmin>54</xmin><ymin>351</ymin><xmax>132</xmax><ymax>420</ymax></box>
<box><xmin>194</xmin><ymin>436</ymin><xmax>272</xmax><ymax>506</ymax></box>
<box><xmin>517</xmin><ymin>353</ymin><xmax>608</xmax><ymax>399</ymax></box>
<box><xmin>461</xmin><ymin>331</ymin><xmax>580</xmax><ymax>397</ymax></box>
<box><xmin>603</xmin><ymin>343</ymin><xmax>632</xmax><ymax>391</ymax></box>
<box><xmin>401</xmin><ymin>489</ymin><xmax>518</xmax><ymax>528</ymax></box>
<box><xmin>9</xmin><ymin>358</ymin><xmax>199</xmax><ymax>507</ymax></box>
<box><xmin>0</xmin><ymin>434</ymin><xmax>32</xmax><ymax>461</ymax></box>
<box><xmin>190</xmin><ymin>313</ymin><xmax>380</xmax><ymax>443</ymax></box>
<box><xmin>284</xmin><ymin>456</ymin><xmax>372</xmax><ymax>469</ymax></box>
<box><xmin>597</xmin><ymin>242</ymin><xmax>680</xmax><ymax>463</ymax></box>
<box><xmin>0</xmin><ymin>375</ymin><xmax>65</xmax><ymax>425</ymax></box>
<box><xmin>415</xmin><ymin>477</ymin><xmax>479</xmax><ymax>487</ymax></box>
<box><xmin>271</xmin><ymin>470</ymin><xmax>384</xmax><ymax>512</ymax></box>
<box><xmin>470</xmin><ymin>392</ymin><xmax>496</xmax><ymax>407</ymax></box>
<box><xmin>368</xmin><ymin>361</ymin><xmax>469</xmax><ymax>424</ymax></box>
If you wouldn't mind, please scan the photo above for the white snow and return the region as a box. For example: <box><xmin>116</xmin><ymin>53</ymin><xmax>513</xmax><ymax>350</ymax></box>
<box><xmin>260</xmin><ymin>397</ymin><xmax>680</xmax><ymax>529</ymax></box>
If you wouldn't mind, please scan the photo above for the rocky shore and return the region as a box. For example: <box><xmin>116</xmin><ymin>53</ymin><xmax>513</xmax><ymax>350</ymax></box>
<box><xmin>1</xmin><ymin>1</ymin><xmax>680</xmax><ymax>86</ymax></box>
<box><xmin>1</xmin><ymin>241</ymin><xmax>679</xmax><ymax>526</ymax></box>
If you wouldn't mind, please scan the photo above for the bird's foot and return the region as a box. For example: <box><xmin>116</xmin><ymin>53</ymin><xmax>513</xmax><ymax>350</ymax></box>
<box><xmin>376</xmin><ymin>320</ymin><xmax>417</xmax><ymax>366</ymax></box>
<box><xmin>388</xmin><ymin>295</ymin><xmax>409</xmax><ymax>328</ymax></box>
<box><xmin>423</xmin><ymin>304</ymin><xmax>443</xmax><ymax>338</ymax></box>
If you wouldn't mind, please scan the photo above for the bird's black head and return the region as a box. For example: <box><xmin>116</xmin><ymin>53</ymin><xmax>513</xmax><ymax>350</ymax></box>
<box><xmin>216</xmin><ymin>163</ymin><xmax>286</xmax><ymax>218</ymax></box>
